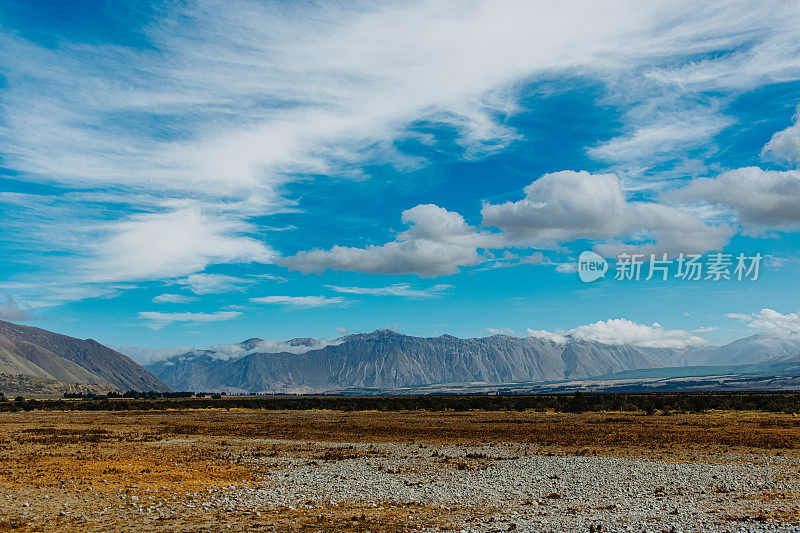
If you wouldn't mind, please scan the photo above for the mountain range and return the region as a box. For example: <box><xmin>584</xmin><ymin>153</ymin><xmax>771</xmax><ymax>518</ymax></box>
<box><xmin>0</xmin><ymin>320</ymin><xmax>171</xmax><ymax>393</ymax></box>
<box><xmin>2</xmin><ymin>318</ymin><xmax>799</xmax><ymax>396</ymax></box>
<box><xmin>142</xmin><ymin>329</ymin><xmax>800</xmax><ymax>394</ymax></box>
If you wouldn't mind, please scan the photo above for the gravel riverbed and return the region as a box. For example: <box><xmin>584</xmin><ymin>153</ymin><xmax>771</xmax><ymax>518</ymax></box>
<box><xmin>6</xmin><ymin>439</ymin><xmax>799</xmax><ymax>532</ymax></box>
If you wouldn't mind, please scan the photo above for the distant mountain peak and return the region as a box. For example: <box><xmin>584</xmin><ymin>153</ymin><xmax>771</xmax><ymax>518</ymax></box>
<box><xmin>362</xmin><ymin>328</ymin><xmax>403</xmax><ymax>338</ymax></box>
<box><xmin>288</xmin><ymin>337</ymin><xmax>317</xmax><ymax>347</ymax></box>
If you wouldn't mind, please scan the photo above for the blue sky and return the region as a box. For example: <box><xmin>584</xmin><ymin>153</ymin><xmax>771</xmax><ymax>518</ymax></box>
<box><xmin>2</xmin><ymin>1</ymin><xmax>800</xmax><ymax>358</ymax></box>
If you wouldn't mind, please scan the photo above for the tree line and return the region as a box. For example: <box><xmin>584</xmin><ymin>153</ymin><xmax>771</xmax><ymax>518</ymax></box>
<box><xmin>2</xmin><ymin>390</ymin><xmax>800</xmax><ymax>413</ymax></box>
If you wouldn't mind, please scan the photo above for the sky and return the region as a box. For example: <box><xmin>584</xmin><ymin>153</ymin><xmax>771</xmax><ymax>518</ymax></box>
<box><xmin>2</xmin><ymin>0</ymin><xmax>800</xmax><ymax>358</ymax></box>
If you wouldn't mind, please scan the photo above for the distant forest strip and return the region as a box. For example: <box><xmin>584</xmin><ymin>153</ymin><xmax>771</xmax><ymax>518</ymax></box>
<box><xmin>2</xmin><ymin>391</ymin><xmax>800</xmax><ymax>413</ymax></box>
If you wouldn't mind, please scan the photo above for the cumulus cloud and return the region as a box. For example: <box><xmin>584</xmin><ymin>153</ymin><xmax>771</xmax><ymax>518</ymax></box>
<box><xmin>568</xmin><ymin>319</ymin><xmax>706</xmax><ymax>349</ymax></box>
<box><xmin>762</xmin><ymin>110</ymin><xmax>800</xmax><ymax>164</ymax></box>
<box><xmin>283</xmin><ymin>204</ymin><xmax>499</xmax><ymax>276</ymax></box>
<box><xmin>482</xmin><ymin>171</ymin><xmax>628</xmax><ymax>243</ymax></box>
<box><xmin>286</xmin><ymin>171</ymin><xmax>732</xmax><ymax>278</ymax></box>
<box><xmin>325</xmin><ymin>283</ymin><xmax>452</xmax><ymax>299</ymax></box>
<box><xmin>250</xmin><ymin>295</ymin><xmax>348</xmax><ymax>308</ymax></box>
<box><xmin>152</xmin><ymin>293</ymin><xmax>198</xmax><ymax>304</ymax></box>
<box><xmin>0</xmin><ymin>293</ymin><xmax>32</xmax><ymax>322</ymax></box>
<box><xmin>527</xmin><ymin>318</ymin><xmax>707</xmax><ymax>349</ymax></box>
<box><xmin>594</xmin><ymin>202</ymin><xmax>733</xmax><ymax>257</ymax></box>
<box><xmin>674</xmin><ymin>167</ymin><xmax>800</xmax><ymax>227</ymax></box>
<box><xmin>137</xmin><ymin>310</ymin><xmax>242</xmax><ymax>330</ymax></box>
<box><xmin>726</xmin><ymin>308</ymin><xmax>800</xmax><ymax>339</ymax></box>
<box><xmin>525</xmin><ymin>329</ymin><xmax>568</xmax><ymax>344</ymax></box>
<box><xmin>176</xmin><ymin>273</ymin><xmax>253</xmax><ymax>295</ymax></box>
<box><xmin>482</xmin><ymin>170</ymin><xmax>731</xmax><ymax>254</ymax></box>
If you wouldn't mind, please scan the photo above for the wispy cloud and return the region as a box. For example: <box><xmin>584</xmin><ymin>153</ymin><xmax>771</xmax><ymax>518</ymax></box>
<box><xmin>152</xmin><ymin>293</ymin><xmax>198</xmax><ymax>304</ymax></box>
<box><xmin>485</xmin><ymin>327</ymin><xmax>514</xmax><ymax>335</ymax></box>
<box><xmin>249</xmin><ymin>295</ymin><xmax>348</xmax><ymax>308</ymax></box>
<box><xmin>325</xmin><ymin>283</ymin><xmax>452</xmax><ymax>299</ymax></box>
<box><xmin>137</xmin><ymin>310</ymin><xmax>242</xmax><ymax>330</ymax></box>
<box><xmin>176</xmin><ymin>273</ymin><xmax>253</xmax><ymax>295</ymax></box>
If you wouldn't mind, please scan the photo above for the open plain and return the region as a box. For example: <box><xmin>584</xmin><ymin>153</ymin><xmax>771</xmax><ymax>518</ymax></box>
<box><xmin>2</xmin><ymin>408</ymin><xmax>800</xmax><ymax>532</ymax></box>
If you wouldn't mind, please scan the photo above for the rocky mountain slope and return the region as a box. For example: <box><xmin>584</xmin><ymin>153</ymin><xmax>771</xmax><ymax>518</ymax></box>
<box><xmin>0</xmin><ymin>320</ymin><xmax>171</xmax><ymax>392</ymax></box>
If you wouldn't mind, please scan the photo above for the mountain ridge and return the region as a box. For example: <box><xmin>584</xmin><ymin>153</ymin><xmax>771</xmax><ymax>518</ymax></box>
<box><xmin>0</xmin><ymin>320</ymin><xmax>172</xmax><ymax>393</ymax></box>
<box><xmin>146</xmin><ymin>329</ymin><xmax>693</xmax><ymax>393</ymax></box>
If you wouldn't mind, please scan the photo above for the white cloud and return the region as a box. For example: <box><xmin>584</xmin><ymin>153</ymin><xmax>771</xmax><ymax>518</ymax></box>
<box><xmin>176</xmin><ymin>273</ymin><xmax>253</xmax><ymax>295</ymax></box>
<box><xmin>120</xmin><ymin>335</ymin><xmax>345</xmax><ymax>364</ymax></box>
<box><xmin>485</xmin><ymin>327</ymin><xmax>514</xmax><ymax>335</ymax></box>
<box><xmin>726</xmin><ymin>308</ymin><xmax>800</xmax><ymax>339</ymax></box>
<box><xmin>286</xmin><ymin>171</ymin><xmax>732</xmax><ymax>277</ymax></box>
<box><xmin>527</xmin><ymin>318</ymin><xmax>707</xmax><ymax>349</ymax></box>
<box><xmin>594</xmin><ymin>202</ymin><xmax>733</xmax><ymax>257</ymax></box>
<box><xmin>588</xmin><ymin>109</ymin><xmax>734</xmax><ymax>169</ymax></box>
<box><xmin>325</xmin><ymin>283</ymin><xmax>452</xmax><ymax>299</ymax></box>
<box><xmin>555</xmin><ymin>262</ymin><xmax>577</xmax><ymax>274</ymax></box>
<box><xmin>0</xmin><ymin>293</ymin><xmax>32</xmax><ymax>322</ymax></box>
<box><xmin>250</xmin><ymin>295</ymin><xmax>348</xmax><ymax>308</ymax></box>
<box><xmin>152</xmin><ymin>293</ymin><xmax>198</xmax><ymax>304</ymax></box>
<box><xmin>335</xmin><ymin>326</ymin><xmax>350</xmax><ymax>335</ymax></box>
<box><xmin>762</xmin><ymin>110</ymin><xmax>800</xmax><ymax>165</ymax></box>
<box><xmin>482</xmin><ymin>171</ymin><xmax>628</xmax><ymax>243</ymax></box>
<box><xmin>89</xmin><ymin>207</ymin><xmax>275</xmax><ymax>282</ymax></box>
<box><xmin>674</xmin><ymin>167</ymin><xmax>800</xmax><ymax>227</ymax></box>
<box><xmin>0</xmin><ymin>279</ymin><xmax>134</xmax><ymax>310</ymax></box>
<box><xmin>0</xmin><ymin>2</ymin><xmax>727</xmax><ymax>192</ymax></box>
<box><xmin>526</xmin><ymin>329</ymin><xmax>568</xmax><ymax>344</ymax></box>
<box><xmin>4</xmin><ymin>2</ymin><xmax>800</xmax><ymax>296</ymax></box>
<box><xmin>138</xmin><ymin>310</ymin><xmax>242</xmax><ymax>330</ymax></box>
<box><xmin>253</xmin><ymin>274</ymin><xmax>288</xmax><ymax>283</ymax></box>
<box><xmin>482</xmin><ymin>170</ymin><xmax>731</xmax><ymax>255</ymax></box>
<box><xmin>114</xmin><ymin>345</ymin><xmax>195</xmax><ymax>366</ymax></box>
<box><xmin>283</xmin><ymin>204</ymin><xmax>499</xmax><ymax>276</ymax></box>
<box><xmin>569</xmin><ymin>319</ymin><xmax>706</xmax><ymax>349</ymax></box>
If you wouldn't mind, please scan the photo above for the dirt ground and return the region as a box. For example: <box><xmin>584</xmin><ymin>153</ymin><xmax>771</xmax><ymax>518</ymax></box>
<box><xmin>1</xmin><ymin>409</ymin><xmax>799</xmax><ymax>531</ymax></box>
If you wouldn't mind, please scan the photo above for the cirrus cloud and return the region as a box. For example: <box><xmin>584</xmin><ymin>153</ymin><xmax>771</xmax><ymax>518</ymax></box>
<box><xmin>250</xmin><ymin>295</ymin><xmax>348</xmax><ymax>308</ymax></box>
<box><xmin>325</xmin><ymin>283</ymin><xmax>452</xmax><ymax>299</ymax></box>
<box><xmin>151</xmin><ymin>293</ymin><xmax>198</xmax><ymax>304</ymax></box>
<box><xmin>138</xmin><ymin>310</ymin><xmax>242</xmax><ymax>330</ymax></box>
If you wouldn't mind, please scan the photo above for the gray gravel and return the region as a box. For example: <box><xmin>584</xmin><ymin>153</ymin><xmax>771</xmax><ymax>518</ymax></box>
<box><xmin>177</xmin><ymin>440</ymin><xmax>800</xmax><ymax>532</ymax></box>
<box><xmin>6</xmin><ymin>439</ymin><xmax>799</xmax><ymax>531</ymax></box>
